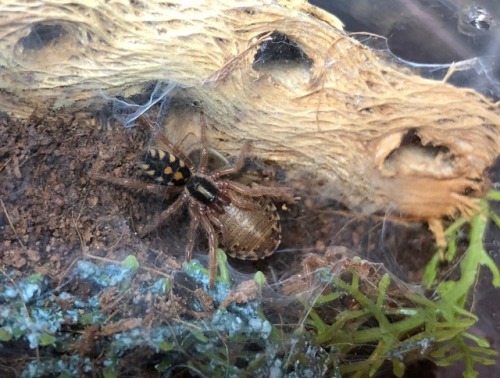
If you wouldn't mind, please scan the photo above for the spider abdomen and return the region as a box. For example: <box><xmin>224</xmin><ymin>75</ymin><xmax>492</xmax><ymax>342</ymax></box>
<box><xmin>142</xmin><ymin>147</ymin><xmax>191</xmax><ymax>186</ymax></box>
<box><xmin>218</xmin><ymin>193</ymin><xmax>282</xmax><ymax>260</ymax></box>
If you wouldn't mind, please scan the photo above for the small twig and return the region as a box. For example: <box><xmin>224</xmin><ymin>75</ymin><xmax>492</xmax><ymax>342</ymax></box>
<box><xmin>71</xmin><ymin>190</ymin><xmax>89</xmax><ymax>250</ymax></box>
<box><xmin>104</xmin><ymin>298</ymin><xmax>126</xmax><ymax>323</ymax></box>
<box><xmin>12</xmin><ymin>155</ymin><xmax>22</xmax><ymax>179</ymax></box>
<box><xmin>84</xmin><ymin>251</ymin><xmax>172</xmax><ymax>278</ymax></box>
<box><xmin>83</xmin><ymin>252</ymin><xmax>124</xmax><ymax>265</ymax></box>
<box><xmin>55</xmin><ymin>255</ymin><xmax>81</xmax><ymax>291</ymax></box>
<box><xmin>0</xmin><ymin>157</ymin><xmax>11</xmax><ymax>174</ymax></box>
<box><xmin>0</xmin><ymin>198</ymin><xmax>25</xmax><ymax>248</ymax></box>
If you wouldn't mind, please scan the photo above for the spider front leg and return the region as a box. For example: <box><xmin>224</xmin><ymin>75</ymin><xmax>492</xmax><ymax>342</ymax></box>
<box><xmin>89</xmin><ymin>172</ymin><xmax>167</xmax><ymax>196</ymax></box>
<box><xmin>138</xmin><ymin>193</ymin><xmax>188</xmax><ymax>237</ymax></box>
<box><xmin>211</xmin><ymin>141</ymin><xmax>252</xmax><ymax>179</ymax></box>
<box><xmin>197</xmin><ymin>113</ymin><xmax>211</xmax><ymax>174</ymax></box>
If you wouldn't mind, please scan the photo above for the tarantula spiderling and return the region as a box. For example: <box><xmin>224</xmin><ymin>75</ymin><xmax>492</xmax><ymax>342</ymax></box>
<box><xmin>90</xmin><ymin>113</ymin><xmax>292</xmax><ymax>288</ymax></box>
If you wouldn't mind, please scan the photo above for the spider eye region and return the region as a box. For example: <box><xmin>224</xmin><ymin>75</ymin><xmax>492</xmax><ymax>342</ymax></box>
<box><xmin>187</xmin><ymin>176</ymin><xmax>220</xmax><ymax>206</ymax></box>
<box><xmin>142</xmin><ymin>148</ymin><xmax>191</xmax><ymax>186</ymax></box>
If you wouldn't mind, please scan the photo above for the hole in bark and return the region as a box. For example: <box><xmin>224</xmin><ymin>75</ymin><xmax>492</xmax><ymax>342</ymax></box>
<box><xmin>383</xmin><ymin>130</ymin><xmax>456</xmax><ymax>177</ymax></box>
<box><xmin>19</xmin><ymin>24</ymin><xmax>68</xmax><ymax>51</ymax></box>
<box><xmin>398</xmin><ymin>129</ymin><xmax>450</xmax><ymax>156</ymax></box>
<box><xmin>15</xmin><ymin>22</ymin><xmax>83</xmax><ymax>67</ymax></box>
<box><xmin>253</xmin><ymin>31</ymin><xmax>312</xmax><ymax>69</ymax></box>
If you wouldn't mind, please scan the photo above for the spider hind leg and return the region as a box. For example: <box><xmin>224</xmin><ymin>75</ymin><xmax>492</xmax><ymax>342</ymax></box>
<box><xmin>138</xmin><ymin>193</ymin><xmax>188</xmax><ymax>237</ymax></box>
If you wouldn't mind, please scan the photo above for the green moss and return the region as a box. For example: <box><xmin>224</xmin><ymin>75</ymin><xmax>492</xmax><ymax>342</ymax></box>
<box><xmin>305</xmin><ymin>189</ymin><xmax>500</xmax><ymax>377</ymax></box>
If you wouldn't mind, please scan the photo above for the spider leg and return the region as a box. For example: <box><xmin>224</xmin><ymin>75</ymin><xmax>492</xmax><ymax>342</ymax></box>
<box><xmin>89</xmin><ymin>172</ymin><xmax>166</xmax><ymax>195</ymax></box>
<box><xmin>199</xmin><ymin>214</ymin><xmax>218</xmax><ymax>289</ymax></box>
<box><xmin>211</xmin><ymin>141</ymin><xmax>252</xmax><ymax>178</ymax></box>
<box><xmin>226</xmin><ymin>190</ymin><xmax>260</xmax><ymax>210</ymax></box>
<box><xmin>185</xmin><ymin>205</ymin><xmax>201</xmax><ymax>262</ymax></box>
<box><xmin>197</xmin><ymin>113</ymin><xmax>210</xmax><ymax>174</ymax></box>
<box><xmin>221</xmin><ymin>180</ymin><xmax>294</xmax><ymax>201</ymax></box>
<box><xmin>138</xmin><ymin>115</ymin><xmax>195</xmax><ymax>171</ymax></box>
<box><xmin>138</xmin><ymin>193</ymin><xmax>188</xmax><ymax>237</ymax></box>
<box><xmin>207</xmin><ymin>212</ymin><xmax>229</xmax><ymax>246</ymax></box>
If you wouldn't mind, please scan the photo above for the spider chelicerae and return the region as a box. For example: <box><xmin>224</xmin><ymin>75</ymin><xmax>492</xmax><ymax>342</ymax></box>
<box><xmin>91</xmin><ymin>113</ymin><xmax>290</xmax><ymax>288</ymax></box>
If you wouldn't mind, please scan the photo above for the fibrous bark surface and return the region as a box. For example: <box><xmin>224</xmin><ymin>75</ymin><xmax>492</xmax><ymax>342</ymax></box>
<box><xmin>0</xmin><ymin>0</ymin><xmax>498</xmax><ymax>231</ymax></box>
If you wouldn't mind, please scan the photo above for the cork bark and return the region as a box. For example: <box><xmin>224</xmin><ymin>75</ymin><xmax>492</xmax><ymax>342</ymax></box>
<box><xmin>1</xmin><ymin>0</ymin><xmax>498</xmax><ymax>235</ymax></box>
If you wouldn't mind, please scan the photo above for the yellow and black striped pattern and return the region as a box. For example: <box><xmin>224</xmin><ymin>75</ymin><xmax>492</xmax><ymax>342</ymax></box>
<box><xmin>142</xmin><ymin>148</ymin><xmax>191</xmax><ymax>186</ymax></box>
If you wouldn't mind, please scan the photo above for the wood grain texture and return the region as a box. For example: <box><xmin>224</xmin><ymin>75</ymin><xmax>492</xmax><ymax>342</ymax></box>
<box><xmin>0</xmin><ymin>0</ymin><xmax>498</xmax><ymax>232</ymax></box>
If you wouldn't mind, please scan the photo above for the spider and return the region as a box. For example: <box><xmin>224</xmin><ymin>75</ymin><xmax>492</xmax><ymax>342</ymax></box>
<box><xmin>90</xmin><ymin>113</ymin><xmax>291</xmax><ymax>288</ymax></box>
